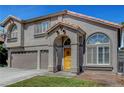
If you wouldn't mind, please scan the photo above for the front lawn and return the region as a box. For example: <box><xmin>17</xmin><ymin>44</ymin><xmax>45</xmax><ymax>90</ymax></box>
<box><xmin>7</xmin><ymin>76</ymin><xmax>104</xmax><ymax>87</ymax></box>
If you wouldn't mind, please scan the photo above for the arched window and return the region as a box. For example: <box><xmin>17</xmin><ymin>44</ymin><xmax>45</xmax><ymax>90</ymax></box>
<box><xmin>9</xmin><ymin>24</ymin><xmax>18</xmax><ymax>39</ymax></box>
<box><xmin>87</xmin><ymin>33</ymin><xmax>109</xmax><ymax>45</ymax></box>
<box><xmin>64</xmin><ymin>38</ymin><xmax>71</xmax><ymax>46</ymax></box>
<box><xmin>87</xmin><ymin>33</ymin><xmax>110</xmax><ymax>65</ymax></box>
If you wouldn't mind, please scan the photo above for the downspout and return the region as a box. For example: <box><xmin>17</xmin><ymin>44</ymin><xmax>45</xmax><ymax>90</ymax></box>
<box><xmin>119</xmin><ymin>27</ymin><xmax>124</xmax><ymax>50</ymax></box>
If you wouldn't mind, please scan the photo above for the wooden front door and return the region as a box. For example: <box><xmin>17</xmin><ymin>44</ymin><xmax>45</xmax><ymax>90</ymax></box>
<box><xmin>64</xmin><ymin>48</ymin><xmax>71</xmax><ymax>71</ymax></box>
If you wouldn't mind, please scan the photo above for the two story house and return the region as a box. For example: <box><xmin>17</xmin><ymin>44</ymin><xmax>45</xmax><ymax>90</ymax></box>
<box><xmin>0</xmin><ymin>10</ymin><xmax>124</xmax><ymax>74</ymax></box>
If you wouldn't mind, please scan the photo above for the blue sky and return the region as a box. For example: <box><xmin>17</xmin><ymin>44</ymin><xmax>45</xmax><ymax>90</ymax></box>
<box><xmin>0</xmin><ymin>5</ymin><xmax>124</xmax><ymax>25</ymax></box>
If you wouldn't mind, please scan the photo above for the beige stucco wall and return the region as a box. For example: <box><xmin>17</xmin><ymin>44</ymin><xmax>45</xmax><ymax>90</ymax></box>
<box><xmin>4</xmin><ymin>14</ymin><xmax>118</xmax><ymax>73</ymax></box>
<box><xmin>23</xmin><ymin>16</ymin><xmax>60</xmax><ymax>47</ymax></box>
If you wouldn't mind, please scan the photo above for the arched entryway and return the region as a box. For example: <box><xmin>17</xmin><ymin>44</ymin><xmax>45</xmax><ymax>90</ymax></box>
<box><xmin>54</xmin><ymin>35</ymin><xmax>71</xmax><ymax>72</ymax></box>
<box><xmin>63</xmin><ymin>38</ymin><xmax>71</xmax><ymax>71</ymax></box>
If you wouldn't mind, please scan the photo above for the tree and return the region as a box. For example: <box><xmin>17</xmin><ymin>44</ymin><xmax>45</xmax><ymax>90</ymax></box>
<box><xmin>121</xmin><ymin>22</ymin><xmax>124</xmax><ymax>25</ymax></box>
<box><xmin>0</xmin><ymin>44</ymin><xmax>7</xmax><ymax>67</ymax></box>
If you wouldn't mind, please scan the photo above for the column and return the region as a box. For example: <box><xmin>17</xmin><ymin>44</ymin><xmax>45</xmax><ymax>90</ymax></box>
<box><xmin>71</xmin><ymin>44</ymin><xmax>80</xmax><ymax>74</ymax></box>
<box><xmin>37</xmin><ymin>50</ymin><xmax>41</xmax><ymax>70</ymax></box>
<box><xmin>48</xmin><ymin>45</ymin><xmax>56</xmax><ymax>72</ymax></box>
<box><xmin>7</xmin><ymin>50</ymin><xmax>11</xmax><ymax>67</ymax></box>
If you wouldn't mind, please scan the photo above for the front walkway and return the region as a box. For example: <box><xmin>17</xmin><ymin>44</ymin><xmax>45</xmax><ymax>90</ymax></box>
<box><xmin>76</xmin><ymin>70</ymin><xmax>124</xmax><ymax>87</ymax></box>
<box><xmin>43</xmin><ymin>71</ymin><xmax>76</xmax><ymax>77</ymax></box>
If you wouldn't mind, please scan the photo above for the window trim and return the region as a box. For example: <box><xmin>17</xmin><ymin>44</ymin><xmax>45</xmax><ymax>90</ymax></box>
<box><xmin>7</xmin><ymin>38</ymin><xmax>17</xmax><ymax>42</ymax></box>
<box><xmin>34</xmin><ymin>21</ymin><xmax>49</xmax><ymax>36</ymax></box>
<box><xmin>120</xmin><ymin>31</ymin><xmax>124</xmax><ymax>49</ymax></box>
<box><xmin>86</xmin><ymin>33</ymin><xmax>111</xmax><ymax>66</ymax></box>
<box><xmin>86</xmin><ymin>45</ymin><xmax>110</xmax><ymax>66</ymax></box>
<box><xmin>7</xmin><ymin>24</ymin><xmax>18</xmax><ymax>42</ymax></box>
<box><xmin>87</xmin><ymin>33</ymin><xmax>110</xmax><ymax>45</ymax></box>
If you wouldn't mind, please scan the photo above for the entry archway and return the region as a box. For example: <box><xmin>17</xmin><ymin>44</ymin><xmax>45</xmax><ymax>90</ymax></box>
<box><xmin>63</xmin><ymin>38</ymin><xmax>71</xmax><ymax>71</ymax></box>
<box><xmin>54</xmin><ymin>35</ymin><xmax>71</xmax><ymax>72</ymax></box>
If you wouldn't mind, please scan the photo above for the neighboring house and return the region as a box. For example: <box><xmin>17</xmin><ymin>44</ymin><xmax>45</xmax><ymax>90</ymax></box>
<box><xmin>0</xmin><ymin>10</ymin><xmax>124</xmax><ymax>74</ymax></box>
<box><xmin>0</xmin><ymin>30</ymin><xmax>4</xmax><ymax>44</ymax></box>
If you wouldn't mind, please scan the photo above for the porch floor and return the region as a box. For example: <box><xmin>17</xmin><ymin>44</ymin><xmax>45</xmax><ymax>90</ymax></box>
<box><xmin>39</xmin><ymin>71</ymin><xmax>77</xmax><ymax>78</ymax></box>
<box><xmin>76</xmin><ymin>70</ymin><xmax>124</xmax><ymax>87</ymax></box>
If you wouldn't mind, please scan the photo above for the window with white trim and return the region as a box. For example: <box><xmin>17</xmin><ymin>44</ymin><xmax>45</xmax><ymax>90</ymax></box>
<box><xmin>87</xmin><ymin>33</ymin><xmax>110</xmax><ymax>65</ymax></box>
<box><xmin>120</xmin><ymin>31</ymin><xmax>124</xmax><ymax>49</ymax></box>
<box><xmin>35</xmin><ymin>21</ymin><xmax>49</xmax><ymax>34</ymax></box>
<box><xmin>9</xmin><ymin>24</ymin><xmax>18</xmax><ymax>39</ymax></box>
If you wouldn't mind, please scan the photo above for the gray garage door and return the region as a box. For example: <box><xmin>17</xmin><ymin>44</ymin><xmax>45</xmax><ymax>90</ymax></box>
<box><xmin>11</xmin><ymin>51</ymin><xmax>37</xmax><ymax>69</ymax></box>
<box><xmin>40</xmin><ymin>50</ymin><xmax>48</xmax><ymax>69</ymax></box>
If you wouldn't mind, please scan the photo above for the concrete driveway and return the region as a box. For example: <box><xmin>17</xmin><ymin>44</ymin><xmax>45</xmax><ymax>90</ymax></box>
<box><xmin>0</xmin><ymin>67</ymin><xmax>47</xmax><ymax>86</ymax></box>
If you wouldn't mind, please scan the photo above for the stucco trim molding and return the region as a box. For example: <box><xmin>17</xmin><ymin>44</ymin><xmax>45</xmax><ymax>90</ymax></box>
<box><xmin>7</xmin><ymin>38</ymin><xmax>17</xmax><ymax>42</ymax></box>
<box><xmin>34</xmin><ymin>33</ymin><xmax>47</xmax><ymax>38</ymax></box>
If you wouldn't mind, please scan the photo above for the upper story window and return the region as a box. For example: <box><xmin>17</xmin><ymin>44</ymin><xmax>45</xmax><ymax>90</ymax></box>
<box><xmin>9</xmin><ymin>24</ymin><xmax>18</xmax><ymax>39</ymax></box>
<box><xmin>35</xmin><ymin>21</ymin><xmax>49</xmax><ymax>34</ymax></box>
<box><xmin>120</xmin><ymin>31</ymin><xmax>124</xmax><ymax>49</ymax></box>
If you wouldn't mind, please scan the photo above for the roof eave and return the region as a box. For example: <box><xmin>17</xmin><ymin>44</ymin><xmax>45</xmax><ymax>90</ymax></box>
<box><xmin>1</xmin><ymin>10</ymin><xmax>122</xmax><ymax>29</ymax></box>
<box><xmin>66</xmin><ymin>10</ymin><xmax>122</xmax><ymax>29</ymax></box>
<box><xmin>47</xmin><ymin>22</ymin><xmax>86</xmax><ymax>35</ymax></box>
<box><xmin>0</xmin><ymin>15</ymin><xmax>22</xmax><ymax>27</ymax></box>
<box><xmin>23</xmin><ymin>10</ymin><xmax>68</xmax><ymax>23</ymax></box>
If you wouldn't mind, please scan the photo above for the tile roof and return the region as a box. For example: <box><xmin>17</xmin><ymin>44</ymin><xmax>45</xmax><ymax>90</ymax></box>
<box><xmin>66</xmin><ymin>10</ymin><xmax>122</xmax><ymax>28</ymax></box>
<box><xmin>0</xmin><ymin>10</ymin><xmax>122</xmax><ymax>29</ymax></box>
<box><xmin>47</xmin><ymin>22</ymin><xmax>85</xmax><ymax>35</ymax></box>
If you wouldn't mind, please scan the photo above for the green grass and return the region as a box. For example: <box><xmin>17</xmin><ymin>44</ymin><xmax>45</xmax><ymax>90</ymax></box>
<box><xmin>7</xmin><ymin>76</ymin><xmax>104</xmax><ymax>87</ymax></box>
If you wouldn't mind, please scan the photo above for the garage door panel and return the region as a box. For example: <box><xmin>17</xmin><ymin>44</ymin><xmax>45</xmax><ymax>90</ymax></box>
<box><xmin>11</xmin><ymin>51</ymin><xmax>37</xmax><ymax>69</ymax></box>
<box><xmin>40</xmin><ymin>50</ymin><xmax>48</xmax><ymax>69</ymax></box>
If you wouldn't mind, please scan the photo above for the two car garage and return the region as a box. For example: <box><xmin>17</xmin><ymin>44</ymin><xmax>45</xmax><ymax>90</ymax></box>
<box><xmin>10</xmin><ymin>50</ymin><xmax>49</xmax><ymax>69</ymax></box>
